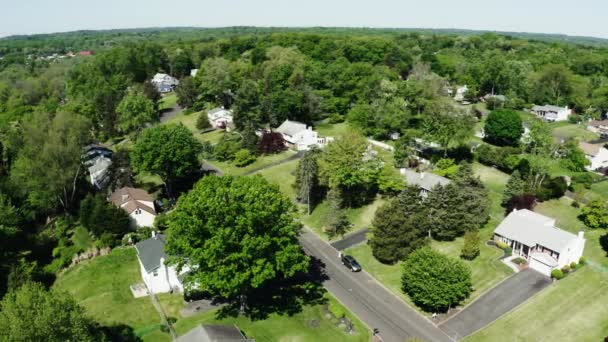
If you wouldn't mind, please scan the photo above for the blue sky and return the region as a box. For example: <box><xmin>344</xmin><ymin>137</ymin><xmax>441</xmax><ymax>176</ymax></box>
<box><xmin>1</xmin><ymin>0</ymin><xmax>606</xmax><ymax>38</ymax></box>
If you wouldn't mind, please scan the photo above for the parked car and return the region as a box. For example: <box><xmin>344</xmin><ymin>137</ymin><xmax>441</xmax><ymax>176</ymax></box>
<box><xmin>341</xmin><ymin>255</ymin><xmax>362</xmax><ymax>272</ymax></box>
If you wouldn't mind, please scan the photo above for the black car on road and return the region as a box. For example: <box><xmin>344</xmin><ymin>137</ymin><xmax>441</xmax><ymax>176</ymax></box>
<box><xmin>341</xmin><ymin>254</ymin><xmax>362</xmax><ymax>272</ymax></box>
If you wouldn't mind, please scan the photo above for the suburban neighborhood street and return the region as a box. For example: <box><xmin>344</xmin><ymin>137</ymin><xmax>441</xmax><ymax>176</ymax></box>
<box><xmin>299</xmin><ymin>229</ymin><xmax>452</xmax><ymax>342</ymax></box>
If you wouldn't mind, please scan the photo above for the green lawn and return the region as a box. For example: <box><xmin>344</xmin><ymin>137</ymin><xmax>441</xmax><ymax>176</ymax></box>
<box><xmin>209</xmin><ymin>150</ymin><xmax>298</xmax><ymax>176</ymax></box>
<box><xmin>53</xmin><ymin>248</ymin><xmax>165</xmax><ymax>334</ymax></box>
<box><xmin>160</xmin><ymin>93</ymin><xmax>177</xmax><ymax>110</ymax></box>
<box><xmin>254</xmin><ymin>158</ymin><xmax>299</xmax><ymax>199</ymax></box>
<box><xmin>302</xmin><ymin>197</ymin><xmax>385</xmax><ymax>241</ymax></box>
<box><xmin>314</xmin><ymin>122</ymin><xmax>355</xmax><ymax>138</ymax></box>
<box><xmin>551</xmin><ymin>123</ymin><xmax>599</xmax><ymax>142</ymax></box>
<box><xmin>467</xmin><ymin>194</ymin><xmax>608</xmax><ymax>341</ymax></box>
<box><xmin>55</xmin><ymin>247</ymin><xmax>370</xmax><ymax>342</ymax></box>
<box><xmin>344</xmin><ymin>163</ymin><xmax>513</xmax><ymax>312</ymax></box>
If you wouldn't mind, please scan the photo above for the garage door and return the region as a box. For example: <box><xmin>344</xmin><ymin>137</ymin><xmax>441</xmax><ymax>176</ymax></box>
<box><xmin>529</xmin><ymin>258</ymin><xmax>553</xmax><ymax>276</ymax></box>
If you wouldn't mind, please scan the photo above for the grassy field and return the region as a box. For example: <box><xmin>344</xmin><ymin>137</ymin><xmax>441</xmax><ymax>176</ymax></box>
<box><xmin>159</xmin><ymin>93</ymin><xmax>177</xmax><ymax>110</ymax></box>
<box><xmin>302</xmin><ymin>197</ymin><xmax>385</xmax><ymax>241</ymax></box>
<box><xmin>254</xmin><ymin>158</ymin><xmax>299</xmax><ymax>199</ymax></box>
<box><xmin>210</xmin><ymin>150</ymin><xmax>298</xmax><ymax>176</ymax></box>
<box><xmin>54</xmin><ymin>247</ymin><xmax>369</xmax><ymax>342</ymax></box>
<box><xmin>345</xmin><ymin>163</ymin><xmax>514</xmax><ymax>312</ymax></box>
<box><xmin>315</xmin><ymin>122</ymin><xmax>355</xmax><ymax>138</ymax></box>
<box><xmin>551</xmin><ymin>123</ymin><xmax>599</xmax><ymax>142</ymax></box>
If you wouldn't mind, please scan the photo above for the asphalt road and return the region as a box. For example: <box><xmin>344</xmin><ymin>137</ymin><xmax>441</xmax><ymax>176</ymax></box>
<box><xmin>439</xmin><ymin>268</ymin><xmax>552</xmax><ymax>339</ymax></box>
<box><xmin>299</xmin><ymin>229</ymin><xmax>452</xmax><ymax>342</ymax></box>
<box><xmin>331</xmin><ymin>228</ymin><xmax>369</xmax><ymax>251</ymax></box>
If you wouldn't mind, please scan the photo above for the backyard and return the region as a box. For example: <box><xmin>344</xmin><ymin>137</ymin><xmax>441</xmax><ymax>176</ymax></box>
<box><xmin>54</xmin><ymin>247</ymin><xmax>370</xmax><ymax>342</ymax></box>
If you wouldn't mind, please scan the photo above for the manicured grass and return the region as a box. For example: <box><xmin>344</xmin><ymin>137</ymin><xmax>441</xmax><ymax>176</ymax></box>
<box><xmin>552</xmin><ymin>123</ymin><xmax>599</xmax><ymax>142</ymax></box>
<box><xmin>254</xmin><ymin>158</ymin><xmax>299</xmax><ymax>199</ymax></box>
<box><xmin>53</xmin><ymin>248</ymin><xmax>163</xmax><ymax>332</ymax></box>
<box><xmin>160</xmin><ymin>93</ymin><xmax>177</xmax><ymax>110</ymax></box>
<box><xmin>302</xmin><ymin>197</ymin><xmax>385</xmax><ymax>241</ymax></box>
<box><xmin>315</xmin><ymin>122</ymin><xmax>355</xmax><ymax>138</ymax></box>
<box><xmin>466</xmin><ymin>266</ymin><xmax>608</xmax><ymax>342</ymax></box>
<box><xmin>209</xmin><ymin>150</ymin><xmax>298</xmax><ymax>176</ymax></box>
<box><xmin>162</xmin><ymin>110</ymin><xmax>226</xmax><ymax>144</ymax></box>
<box><xmin>151</xmin><ymin>296</ymin><xmax>371</xmax><ymax>342</ymax></box>
<box><xmin>534</xmin><ymin>197</ymin><xmax>587</xmax><ymax>232</ymax></box>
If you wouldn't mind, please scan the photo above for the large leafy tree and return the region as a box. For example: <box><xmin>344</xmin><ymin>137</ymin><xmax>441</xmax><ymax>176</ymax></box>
<box><xmin>423</xmin><ymin>101</ymin><xmax>475</xmax><ymax>157</ymax></box>
<box><xmin>484</xmin><ymin>109</ymin><xmax>524</xmax><ymax>146</ymax></box>
<box><xmin>130</xmin><ymin>124</ymin><xmax>202</xmax><ymax>197</ymax></box>
<box><xmin>78</xmin><ymin>194</ymin><xmax>130</xmax><ymax>243</ymax></box>
<box><xmin>175</xmin><ymin>76</ymin><xmax>198</xmax><ymax>109</ymax></box>
<box><xmin>401</xmin><ymin>247</ymin><xmax>472</xmax><ymax>312</ymax></box>
<box><xmin>10</xmin><ymin>111</ymin><xmax>91</xmax><ymax>213</ymax></box>
<box><xmin>115</xmin><ymin>91</ymin><xmax>157</xmax><ymax>134</ymax></box>
<box><xmin>165</xmin><ymin>175</ymin><xmax>309</xmax><ymax>309</ymax></box>
<box><xmin>0</xmin><ymin>282</ymin><xmax>96</xmax><ymax>341</ymax></box>
<box><xmin>318</xmin><ymin>133</ymin><xmax>382</xmax><ymax>207</ymax></box>
<box><xmin>560</xmin><ymin>139</ymin><xmax>590</xmax><ymax>172</ymax></box>
<box><xmin>370</xmin><ymin>186</ymin><xmax>428</xmax><ymax>264</ymax></box>
<box><xmin>579</xmin><ymin>200</ymin><xmax>608</xmax><ymax>229</ymax></box>
<box><xmin>0</xmin><ymin>193</ymin><xmax>21</xmax><ymax>295</ymax></box>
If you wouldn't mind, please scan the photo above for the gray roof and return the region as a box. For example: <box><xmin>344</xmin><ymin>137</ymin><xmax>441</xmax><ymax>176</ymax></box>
<box><xmin>494</xmin><ymin>209</ymin><xmax>580</xmax><ymax>253</ymax></box>
<box><xmin>176</xmin><ymin>324</ymin><xmax>253</xmax><ymax>342</ymax></box>
<box><xmin>275</xmin><ymin>120</ymin><xmax>307</xmax><ymax>137</ymax></box>
<box><xmin>401</xmin><ymin>169</ymin><xmax>451</xmax><ymax>191</ymax></box>
<box><xmin>135</xmin><ymin>234</ymin><xmax>168</xmax><ymax>273</ymax></box>
<box><xmin>532</xmin><ymin>104</ymin><xmax>566</xmax><ymax>113</ymax></box>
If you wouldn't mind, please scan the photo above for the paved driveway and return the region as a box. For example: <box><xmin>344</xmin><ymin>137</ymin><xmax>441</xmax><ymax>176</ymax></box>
<box><xmin>331</xmin><ymin>228</ymin><xmax>368</xmax><ymax>250</ymax></box>
<box><xmin>439</xmin><ymin>269</ymin><xmax>552</xmax><ymax>339</ymax></box>
<box><xmin>299</xmin><ymin>229</ymin><xmax>451</xmax><ymax>342</ymax></box>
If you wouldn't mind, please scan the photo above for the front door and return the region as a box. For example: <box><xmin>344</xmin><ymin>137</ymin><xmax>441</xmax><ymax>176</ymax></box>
<box><xmin>523</xmin><ymin>245</ymin><xmax>529</xmax><ymax>257</ymax></box>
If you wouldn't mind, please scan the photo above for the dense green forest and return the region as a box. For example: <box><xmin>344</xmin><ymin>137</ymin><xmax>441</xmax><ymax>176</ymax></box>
<box><xmin>1</xmin><ymin>27</ymin><xmax>608</xmax><ymax>335</ymax></box>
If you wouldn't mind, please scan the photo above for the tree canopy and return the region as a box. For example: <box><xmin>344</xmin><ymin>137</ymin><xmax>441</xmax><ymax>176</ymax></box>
<box><xmin>484</xmin><ymin>109</ymin><xmax>524</xmax><ymax>146</ymax></box>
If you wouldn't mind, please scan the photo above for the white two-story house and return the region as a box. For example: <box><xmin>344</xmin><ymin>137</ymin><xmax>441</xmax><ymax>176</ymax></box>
<box><xmin>275</xmin><ymin>120</ymin><xmax>333</xmax><ymax>151</ymax></box>
<box><xmin>494</xmin><ymin>209</ymin><xmax>585</xmax><ymax>276</ymax></box>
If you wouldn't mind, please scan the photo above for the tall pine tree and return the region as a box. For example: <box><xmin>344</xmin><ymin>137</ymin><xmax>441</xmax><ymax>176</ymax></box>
<box><xmin>294</xmin><ymin>148</ymin><xmax>322</xmax><ymax>215</ymax></box>
<box><xmin>502</xmin><ymin>170</ymin><xmax>525</xmax><ymax>206</ymax></box>
<box><xmin>369</xmin><ymin>186</ymin><xmax>428</xmax><ymax>264</ymax></box>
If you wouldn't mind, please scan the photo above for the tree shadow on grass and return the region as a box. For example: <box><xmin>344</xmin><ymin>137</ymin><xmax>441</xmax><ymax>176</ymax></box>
<box><xmin>216</xmin><ymin>256</ymin><xmax>329</xmax><ymax>321</ymax></box>
<box><xmin>599</xmin><ymin>233</ymin><xmax>608</xmax><ymax>256</ymax></box>
<box><xmin>96</xmin><ymin>323</ymin><xmax>142</xmax><ymax>342</ymax></box>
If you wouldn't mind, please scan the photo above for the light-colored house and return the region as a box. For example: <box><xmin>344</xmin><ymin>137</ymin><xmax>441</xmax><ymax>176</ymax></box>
<box><xmin>531</xmin><ymin>105</ymin><xmax>571</xmax><ymax>122</ymax></box>
<box><xmin>493</xmin><ymin>209</ymin><xmax>585</xmax><ymax>276</ymax></box>
<box><xmin>87</xmin><ymin>156</ymin><xmax>112</xmax><ymax>190</ymax></box>
<box><xmin>207</xmin><ymin>107</ymin><xmax>233</xmax><ymax>129</ymax></box>
<box><xmin>135</xmin><ymin>232</ymin><xmax>188</xmax><ymax>294</ymax></box>
<box><xmin>109</xmin><ymin>187</ymin><xmax>156</xmax><ymax>228</ymax></box>
<box><xmin>151</xmin><ymin>73</ymin><xmax>179</xmax><ymax>93</ymax></box>
<box><xmin>190</xmin><ymin>69</ymin><xmax>199</xmax><ymax>77</ymax></box>
<box><xmin>579</xmin><ymin>141</ymin><xmax>608</xmax><ymax>171</ymax></box>
<box><xmin>587</xmin><ymin>119</ymin><xmax>608</xmax><ymax>138</ymax></box>
<box><xmin>275</xmin><ymin>120</ymin><xmax>333</xmax><ymax>151</ymax></box>
<box><xmin>176</xmin><ymin>324</ymin><xmax>254</xmax><ymax>342</ymax></box>
<box><xmin>453</xmin><ymin>85</ymin><xmax>468</xmax><ymax>102</ymax></box>
<box><xmin>400</xmin><ymin>169</ymin><xmax>451</xmax><ymax>197</ymax></box>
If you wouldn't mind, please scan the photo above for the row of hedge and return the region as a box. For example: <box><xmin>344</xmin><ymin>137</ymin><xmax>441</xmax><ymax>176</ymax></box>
<box><xmin>551</xmin><ymin>257</ymin><xmax>586</xmax><ymax>280</ymax></box>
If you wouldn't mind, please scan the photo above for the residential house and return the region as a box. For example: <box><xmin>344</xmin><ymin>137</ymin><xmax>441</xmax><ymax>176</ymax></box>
<box><xmin>77</xmin><ymin>50</ymin><xmax>93</xmax><ymax>56</ymax></box>
<box><xmin>176</xmin><ymin>324</ymin><xmax>254</xmax><ymax>342</ymax></box>
<box><xmin>135</xmin><ymin>232</ymin><xmax>189</xmax><ymax>294</ymax></box>
<box><xmin>587</xmin><ymin>119</ymin><xmax>608</xmax><ymax>138</ymax></box>
<box><xmin>108</xmin><ymin>187</ymin><xmax>156</xmax><ymax>227</ymax></box>
<box><xmin>83</xmin><ymin>144</ymin><xmax>113</xmax><ymax>190</ymax></box>
<box><xmin>275</xmin><ymin>120</ymin><xmax>333</xmax><ymax>151</ymax></box>
<box><xmin>579</xmin><ymin>141</ymin><xmax>608</xmax><ymax>171</ymax></box>
<box><xmin>400</xmin><ymin>169</ymin><xmax>451</xmax><ymax>197</ymax></box>
<box><xmin>531</xmin><ymin>105</ymin><xmax>571</xmax><ymax>122</ymax></box>
<box><xmin>493</xmin><ymin>209</ymin><xmax>585</xmax><ymax>276</ymax></box>
<box><xmin>151</xmin><ymin>73</ymin><xmax>179</xmax><ymax>93</ymax></box>
<box><xmin>207</xmin><ymin>107</ymin><xmax>233</xmax><ymax>129</ymax></box>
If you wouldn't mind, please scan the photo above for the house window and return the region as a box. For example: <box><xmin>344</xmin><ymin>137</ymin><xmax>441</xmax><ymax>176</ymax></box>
<box><xmin>153</xmin><ymin>271</ymin><xmax>158</xmax><ymax>277</ymax></box>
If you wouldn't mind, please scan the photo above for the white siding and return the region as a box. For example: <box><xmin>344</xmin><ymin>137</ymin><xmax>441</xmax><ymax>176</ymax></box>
<box><xmin>130</xmin><ymin>210</ymin><xmax>156</xmax><ymax>228</ymax></box>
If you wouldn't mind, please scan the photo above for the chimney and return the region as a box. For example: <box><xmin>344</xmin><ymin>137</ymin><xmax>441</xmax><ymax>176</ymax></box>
<box><xmin>578</xmin><ymin>231</ymin><xmax>584</xmax><ymax>239</ymax></box>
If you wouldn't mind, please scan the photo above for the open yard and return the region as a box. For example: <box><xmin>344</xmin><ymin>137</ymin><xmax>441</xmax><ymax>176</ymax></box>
<box><xmin>54</xmin><ymin>246</ymin><xmax>370</xmax><ymax>342</ymax></box>
<box><xmin>254</xmin><ymin>158</ymin><xmax>299</xmax><ymax>199</ymax></box>
<box><xmin>551</xmin><ymin>123</ymin><xmax>599</xmax><ymax>142</ymax></box>
<box><xmin>467</xmin><ymin>194</ymin><xmax>608</xmax><ymax>341</ymax></box>
<box><xmin>209</xmin><ymin>149</ymin><xmax>299</xmax><ymax>176</ymax></box>
<box><xmin>159</xmin><ymin>93</ymin><xmax>177</xmax><ymax>111</ymax></box>
<box><xmin>343</xmin><ymin>162</ymin><xmax>514</xmax><ymax>313</ymax></box>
